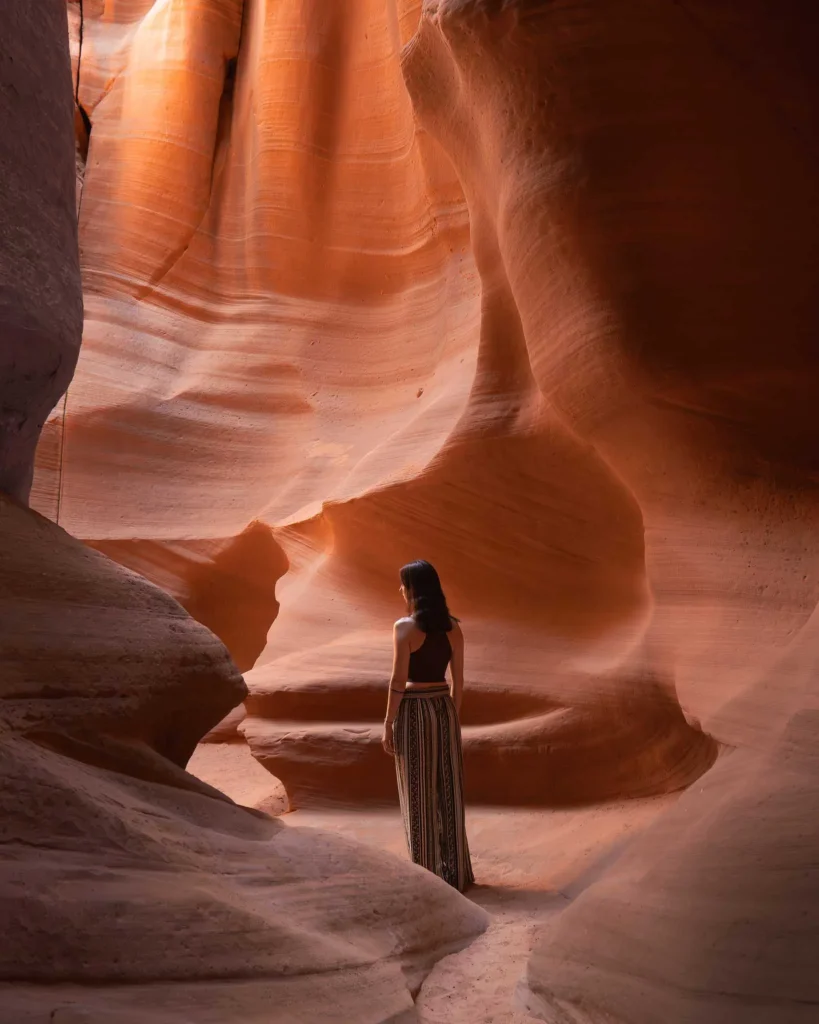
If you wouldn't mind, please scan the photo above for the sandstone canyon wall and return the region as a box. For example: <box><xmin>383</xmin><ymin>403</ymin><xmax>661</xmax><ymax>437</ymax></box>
<box><xmin>0</xmin><ymin>494</ymin><xmax>486</xmax><ymax>1024</ymax></box>
<box><xmin>401</xmin><ymin>2</ymin><xmax>819</xmax><ymax>1021</ymax></box>
<box><xmin>1</xmin><ymin>1</ymin><xmax>83</xmax><ymax>502</ymax></box>
<box><xmin>36</xmin><ymin>0</ymin><xmax>719</xmax><ymax>809</ymax></box>
<box><xmin>27</xmin><ymin>0</ymin><xmax>819</xmax><ymax>1021</ymax></box>
<box><xmin>1</xmin><ymin>5</ymin><xmax>487</xmax><ymax>1021</ymax></box>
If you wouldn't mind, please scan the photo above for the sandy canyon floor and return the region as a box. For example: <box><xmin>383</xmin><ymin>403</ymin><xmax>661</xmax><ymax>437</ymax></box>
<box><xmin>189</xmin><ymin>743</ymin><xmax>676</xmax><ymax>1023</ymax></box>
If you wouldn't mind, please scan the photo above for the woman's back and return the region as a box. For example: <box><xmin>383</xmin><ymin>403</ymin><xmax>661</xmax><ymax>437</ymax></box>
<box><xmin>408</xmin><ymin>630</ymin><xmax>452</xmax><ymax>683</ymax></box>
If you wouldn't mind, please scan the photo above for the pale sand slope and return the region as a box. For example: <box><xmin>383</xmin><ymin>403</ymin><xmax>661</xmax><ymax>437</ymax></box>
<box><xmin>187</xmin><ymin>741</ymin><xmax>289</xmax><ymax>817</ymax></box>
<box><xmin>189</xmin><ymin>742</ymin><xmax>672</xmax><ymax>1023</ymax></box>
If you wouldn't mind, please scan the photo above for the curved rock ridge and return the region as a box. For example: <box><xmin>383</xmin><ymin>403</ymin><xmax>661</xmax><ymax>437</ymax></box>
<box><xmin>44</xmin><ymin>0</ymin><xmax>477</xmax><ymax>540</ymax></box>
<box><xmin>88</xmin><ymin>520</ymin><xmax>289</xmax><ymax>673</ymax></box>
<box><xmin>2</xmin><ymin>9</ymin><xmax>486</xmax><ymax>1020</ymax></box>
<box><xmin>522</xmin><ymin>607</ymin><xmax>819</xmax><ymax>1022</ymax></box>
<box><xmin>16</xmin><ymin>0</ymin><xmax>819</xmax><ymax>1018</ymax></box>
<box><xmin>244</xmin><ymin>671</ymin><xmax>716</xmax><ymax>809</ymax></box>
<box><xmin>35</xmin><ymin>0</ymin><xmax>717</xmax><ymax>809</ymax></box>
<box><xmin>0</xmin><ymin>497</ymin><xmax>487</xmax><ymax>1023</ymax></box>
<box><xmin>522</xmin><ymin>731</ymin><xmax>819</xmax><ymax>1023</ymax></box>
<box><xmin>403</xmin><ymin>0</ymin><xmax>819</xmax><ymax>740</ymax></box>
<box><xmin>401</xmin><ymin>0</ymin><xmax>819</xmax><ymax>1019</ymax></box>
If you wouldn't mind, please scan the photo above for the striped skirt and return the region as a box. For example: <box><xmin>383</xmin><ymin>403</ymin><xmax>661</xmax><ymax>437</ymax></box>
<box><xmin>393</xmin><ymin>686</ymin><xmax>474</xmax><ymax>892</ymax></box>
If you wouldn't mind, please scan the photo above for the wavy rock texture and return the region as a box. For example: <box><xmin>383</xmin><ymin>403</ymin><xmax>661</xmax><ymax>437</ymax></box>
<box><xmin>402</xmin><ymin>1</ymin><xmax>819</xmax><ymax>1020</ymax></box>
<box><xmin>19</xmin><ymin>0</ymin><xmax>819</xmax><ymax>1019</ymax></box>
<box><xmin>37</xmin><ymin>0</ymin><xmax>717</xmax><ymax>808</ymax></box>
<box><xmin>2</xmin><ymin>8</ymin><xmax>486</xmax><ymax>1020</ymax></box>
<box><xmin>0</xmin><ymin>496</ymin><xmax>486</xmax><ymax>1024</ymax></box>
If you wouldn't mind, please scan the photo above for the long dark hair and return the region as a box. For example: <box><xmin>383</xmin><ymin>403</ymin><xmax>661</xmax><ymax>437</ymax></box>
<box><xmin>400</xmin><ymin>560</ymin><xmax>454</xmax><ymax>633</ymax></box>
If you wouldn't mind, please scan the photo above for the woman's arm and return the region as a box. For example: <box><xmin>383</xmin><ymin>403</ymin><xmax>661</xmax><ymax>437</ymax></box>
<box><xmin>449</xmin><ymin>622</ymin><xmax>465</xmax><ymax>714</ymax></box>
<box><xmin>382</xmin><ymin>621</ymin><xmax>411</xmax><ymax>754</ymax></box>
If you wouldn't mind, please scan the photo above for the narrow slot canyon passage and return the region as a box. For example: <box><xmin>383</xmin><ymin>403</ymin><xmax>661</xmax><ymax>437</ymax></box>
<box><xmin>188</xmin><ymin>741</ymin><xmax>676</xmax><ymax>1022</ymax></box>
<box><xmin>2</xmin><ymin>2</ymin><xmax>819</xmax><ymax>1024</ymax></box>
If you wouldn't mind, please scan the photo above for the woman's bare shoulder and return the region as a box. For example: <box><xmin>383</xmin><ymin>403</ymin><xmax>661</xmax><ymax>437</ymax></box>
<box><xmin>393</xmin><ymin>616</ymin><xmax>415</xmax><ymax>637</ymax></box>
<box><xmin>449</xmin><ymin>618</ymin><xmax>464</xmax><ymax>642</ymax></box>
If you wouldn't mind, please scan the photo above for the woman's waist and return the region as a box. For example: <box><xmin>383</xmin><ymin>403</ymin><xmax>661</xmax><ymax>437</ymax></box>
<box><xmin>402</xmin><ymin>682</ymin><xmax>450</xmax><ymax>696</ymax></box>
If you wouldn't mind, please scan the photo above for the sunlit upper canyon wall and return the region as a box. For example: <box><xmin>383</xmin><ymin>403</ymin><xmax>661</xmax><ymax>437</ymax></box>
<box><xmin>7</xmin><ymin>0</ymin><xmax>819</xmax><ymax>1021</ymax></box>
<box><xmin>35</xmin><ymin>0</ymin><xmax>718</xmax><ymax>809</ymax></box>
<box><xmin>403</xmin><ymin>4</ymin><xmax>819</xmax><ymax>1020</ymax></box>
<box><xmin>1</xmin><ymin>4</ymin><xmax>486</xmax><ymax>1022</ymax></box>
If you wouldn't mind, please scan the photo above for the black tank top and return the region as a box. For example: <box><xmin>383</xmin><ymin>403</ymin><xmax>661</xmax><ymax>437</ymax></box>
<box><xmin>408</xmin><ymin>630</ymin><xmax>452</xmax><ymax>683</ymax></box>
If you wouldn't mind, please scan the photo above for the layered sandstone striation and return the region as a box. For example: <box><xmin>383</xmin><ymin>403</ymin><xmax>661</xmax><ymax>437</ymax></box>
<box><xmin>13</xmin><ymin>0</ymin><xmax>819</xmax><ymax>1019</ymax></box>
<box><xmin>0</xmin><ymin>497</ymin><xmax>486</xmax><ymax>1024</ymax></box>
<box><xmin>30</xmin><ymin>0</ymin><xmax>819</xmax><ymax>1018</ymax></box>
<box><xmin>39</xmin><ymin>0</ymin><xmax>718</xmax><ymax>808</ymax></box>
<box><xmin>402</xmin><ymin>1</ymin><xmax>819</xmax><ymax>1020</ymax></box>
<box><xmin>2</xmin><ymin>7</ymin><xmax>487</xmax><ymax>1021</ymax></box>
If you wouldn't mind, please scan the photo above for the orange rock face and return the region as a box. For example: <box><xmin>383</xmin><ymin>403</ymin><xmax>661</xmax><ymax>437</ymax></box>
<box><xmin>0</xmin><ymin>496</ymin><xmax>486</xmax><ymax>1022</ymax></box>
<box><xmin>39</xmin><ymin>0</ymin><xmax>719</xmax><ymax>809</ymax></box>
<box><xmin>403</xmin><ymin>1</ymin><xmax>819</xmax><ymax>1020</ymax></box>
<box><xmin>9</xmin><ymin>0</ymin><xmax>819</xmax><ymax>1019</ymax></box>
<box><xmin>29</xmin><ymin>0</ymin><xmax>819</xmax><ymax>1019</ymax></box>
<box><xmin>2</xmin><ymin>8</ymin><xmax>487</xmax><ymax>1020</ymax></box>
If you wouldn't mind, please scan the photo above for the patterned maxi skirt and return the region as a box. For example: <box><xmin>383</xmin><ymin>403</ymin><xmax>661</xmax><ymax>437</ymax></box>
<box><xmin>393</xmin><ymin>685</ymin><xmax>474</xmax><ymax>891</ymax></box>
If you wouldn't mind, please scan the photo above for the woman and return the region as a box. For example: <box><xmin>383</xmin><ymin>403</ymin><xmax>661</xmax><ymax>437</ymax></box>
<box><xmin>382</xmin><ymin>560</ymin><xmax>474</xmax><ymax>891</ymax></box>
